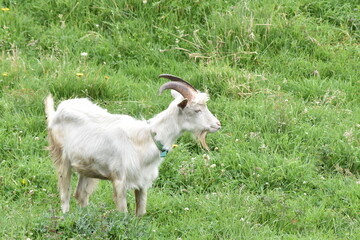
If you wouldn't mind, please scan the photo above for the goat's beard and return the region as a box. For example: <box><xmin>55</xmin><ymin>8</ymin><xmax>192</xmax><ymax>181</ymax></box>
<box><xmin>197</xmin><ymin>130</ymin><xmax>210</xmax><ymax>151</ymax></box>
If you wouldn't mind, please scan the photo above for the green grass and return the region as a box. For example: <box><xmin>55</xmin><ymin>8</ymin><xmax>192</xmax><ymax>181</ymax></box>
<box><xmin>0</xmin><ymin>0</ymin><xmax>359</xmax><ymax>239</ymax></box>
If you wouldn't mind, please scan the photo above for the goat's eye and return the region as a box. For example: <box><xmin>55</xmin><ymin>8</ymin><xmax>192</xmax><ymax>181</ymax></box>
<box><xmin>195</xmin><ymin>109</ymin><xmax>202</xmax><ymax>113</ymax></box>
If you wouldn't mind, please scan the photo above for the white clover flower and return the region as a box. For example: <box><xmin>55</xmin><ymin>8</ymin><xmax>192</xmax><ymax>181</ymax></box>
<box><xmin>259</xmin><ymin>143</ymin><xmax>267</xmax><ymax>150</ymax></box>
<box><xmin>249</xmin><ymin>32</ymin><xmax>255</xmax><ymax>40</ymax></box>
<box><xmin>203</xmin><ymin>154</ymin><xmax>210</xmax><ymax>160</ymax></box>
<box><xmin>80</xmin><ymin>52</ymin><xmax>88</xmax><ymax>57</ymax></box>
<box><xmin>344</xmin><ymin>129</ymin><xmax>354</xmax><ymax>142</ymax></box>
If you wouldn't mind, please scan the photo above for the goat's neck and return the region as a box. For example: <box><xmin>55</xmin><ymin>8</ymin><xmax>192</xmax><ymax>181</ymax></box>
<box><xmin>148</xmin><ymin>107</ymin><xmax>183</xmax><ymax>150</ymax></box>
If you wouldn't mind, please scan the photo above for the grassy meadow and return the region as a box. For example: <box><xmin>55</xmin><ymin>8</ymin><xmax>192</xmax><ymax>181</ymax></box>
<box><xmin>0</xmin><ymin>0</ymin><xmax>359</xmax><ymax>239</ymax></box>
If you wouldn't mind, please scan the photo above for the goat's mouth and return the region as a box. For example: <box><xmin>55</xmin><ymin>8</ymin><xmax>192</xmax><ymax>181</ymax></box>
<box><xmin>209</xmin><ymin>125</ymin><xmax>221</xmax><ymax>133</ymax></box>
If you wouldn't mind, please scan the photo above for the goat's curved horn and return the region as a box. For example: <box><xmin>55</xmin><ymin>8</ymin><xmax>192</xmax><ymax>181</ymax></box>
<box><xmin>158</xmin><ymin>74</ymin><xmax>197</xmax><ymax>100</ymax></box>
<box><xmin>159</xmin><ymin>74</ymin><xmax>197</xmax><ymax>92</ymax></box>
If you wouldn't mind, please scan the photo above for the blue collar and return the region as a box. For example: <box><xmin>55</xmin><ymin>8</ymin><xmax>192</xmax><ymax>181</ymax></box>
<box><xmin>150</xmin><ymin>131</ymin><xmax>168</xmax><ymax>158</ymax></box>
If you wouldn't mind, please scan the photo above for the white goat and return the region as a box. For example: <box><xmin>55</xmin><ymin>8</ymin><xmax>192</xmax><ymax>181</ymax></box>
<box><xmin>44</xmin><ymin>74</ymin><xmax>221</xmax><ymax>216</ymax></box>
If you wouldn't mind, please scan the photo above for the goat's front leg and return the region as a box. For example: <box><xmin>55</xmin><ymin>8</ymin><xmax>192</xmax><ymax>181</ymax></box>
<box><xmin>112</xmin><ymin>178</ymin><xmax>128</xmax><ymax>213</ymax></box>
<box><xmin>135</xmin><ymin>188</ymin><xmax>147</xmax><ymax>217</ymax></box>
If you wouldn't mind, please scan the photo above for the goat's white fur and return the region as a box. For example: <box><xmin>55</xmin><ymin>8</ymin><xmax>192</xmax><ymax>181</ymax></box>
<box><xmin>45</xmin><ymin>88</ymin><xmax>220</xmax><ymax>216</ymax></box>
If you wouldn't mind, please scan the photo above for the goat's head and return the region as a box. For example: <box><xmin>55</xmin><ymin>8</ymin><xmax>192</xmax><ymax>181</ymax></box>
<box><xmin>159</xmin><ymin>74</ymin><xmax>221</xmax><ymax>150</ymax></box>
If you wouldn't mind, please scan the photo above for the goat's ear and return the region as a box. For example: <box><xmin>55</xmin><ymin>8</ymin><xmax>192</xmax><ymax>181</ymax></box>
<box><xmin>178</xmin><ymin>99</ymin><xmax>188</xmax><ymax>109</ymax></box>
<box><xmin>171</xmin><ymin>90</ymin><xmax>182</xmax><ymax>99</ymax></box>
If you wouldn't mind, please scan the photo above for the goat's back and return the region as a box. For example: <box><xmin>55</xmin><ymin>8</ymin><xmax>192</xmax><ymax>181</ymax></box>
<box><xmin>52</xmin><ymin>98</ymin><xmax>112</xmax><ymax>124</ymax></box>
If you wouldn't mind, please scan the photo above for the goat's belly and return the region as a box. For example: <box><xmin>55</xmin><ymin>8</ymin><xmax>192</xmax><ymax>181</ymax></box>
<box><xmin>71</xmin><ymin>160</ymin><xmax>110</xmax><ymax>180</ymax></box>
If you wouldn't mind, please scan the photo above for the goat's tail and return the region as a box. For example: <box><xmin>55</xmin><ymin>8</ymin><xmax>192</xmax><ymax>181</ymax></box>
<box><xmin>44</xmin><ymin>94</ymin><xmax>55</xmax><ymax>125</ymax></box>
<box><xmin>44</xmin><ymin>94</ymin><xmax>64</xmax><ymax>167</ymax></box>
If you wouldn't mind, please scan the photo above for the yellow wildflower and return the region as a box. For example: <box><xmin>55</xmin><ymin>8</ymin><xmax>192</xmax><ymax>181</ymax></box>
<box><xmin>172</xmin><ymin>144</ymin><xmax>179</xmax><ymax>148</ymax></box>
<box><xmin>2</xmin><ymin>72</ymin><xmax>8</xmax><ymax>77</ymax></box>
<box><xmin>104</xmin><ymin>75</ymin><xmax>110</xmax><ymax>79</ymax></box>
<box><xmin>76</xmin><ymin>73</ymin><xmax>84</xmax><ymax>77</ymax></box>
<box><xmin>1</xmin><ymin>8</ymin><xmax>10</xmax><ymax>11</ymax></box>
<box><xmin>21</xmin><ymin>178</ymin><xmax>27</xmax><ymax>185</ymax></box>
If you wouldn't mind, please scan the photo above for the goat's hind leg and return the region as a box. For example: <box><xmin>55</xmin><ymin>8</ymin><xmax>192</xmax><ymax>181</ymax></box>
<box><xmin>74</xmin><ymin>175</ymin><xmax>99</xmax><ymax>207</ymax></box>
<box><xmin>135</xmin><ymin>188</ymin><xmax>147</xmax><ymax>217</ymax></box>
<box><xmin>56</xmin><ymin>160</ymin><xmax>72</xmax><ymax>213</ymax></box>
